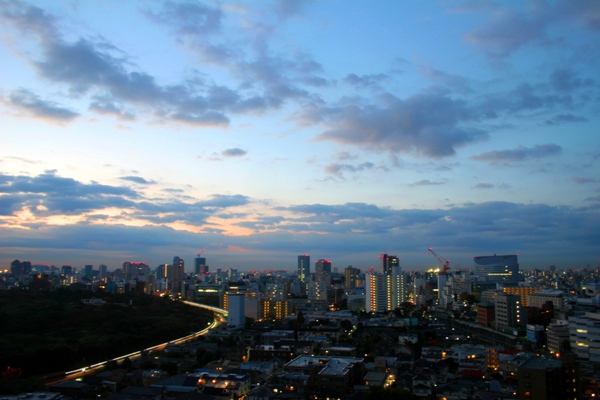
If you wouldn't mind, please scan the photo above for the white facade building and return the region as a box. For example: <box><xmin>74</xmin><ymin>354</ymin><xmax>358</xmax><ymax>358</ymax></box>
<box><xmin>569</xmin><ymin>311</ymin><xmax>600</xmax><ymax>363</ymax></box>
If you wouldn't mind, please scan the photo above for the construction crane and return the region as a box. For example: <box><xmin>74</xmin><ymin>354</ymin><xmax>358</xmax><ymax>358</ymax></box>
<box><xmin>428</xmin><ymin>247</ymin><xmax>451</xmax><ymax>272</ymax></box>
<box><xmin>197</xmin><ymin>248</ymin><xmax>206</xmax><ymax>258</ymax></box>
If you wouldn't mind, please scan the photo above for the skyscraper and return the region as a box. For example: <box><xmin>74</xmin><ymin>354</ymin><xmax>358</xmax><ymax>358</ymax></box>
<box><xmin>170</xmin><ymin>256</ymin><xmax>185</xmax><ymax>293</ymax></box>
<box><xmin>194</xmin><ymin>257</ymin><xmax>207</xmax><ymax>275</ymax></box>
<box><xmin>315</xmin><ymin>259</ymin><xmax>332</xmax><ymax>282</ymax></box>
<box><xmin>473</xmin><ymin>254</ymin><xmax>519</xmax><ymax>285</ymax></box>
<box><xmin>298</xmin><ymin>254</ymin><xmax>310</xmax><ymax>282</ymax></box>
<box><xmin>366</xmin><ymin>255</ymin><xmax>405</xmax><ymax>312</ymax></box>
<box><xmin>345</xmin><ymin>266</ymin><xmax>359</xmax><ymax>289</ymax></box>
<box><xmin>379</xmin><ymin>254</ymin><xmax>400</xmax><ymax>274</ymax></box>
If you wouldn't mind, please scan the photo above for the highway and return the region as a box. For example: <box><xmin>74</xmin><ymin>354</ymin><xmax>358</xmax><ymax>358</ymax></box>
<box><xmin>53</xmin><ymin>301</ymin><xmax>227</xmax><ymax>383</ymax></box>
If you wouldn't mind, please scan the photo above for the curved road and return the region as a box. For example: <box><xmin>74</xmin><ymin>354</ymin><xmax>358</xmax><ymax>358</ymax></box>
<box><xmin>54</xmin><ymin>301</ymin><xmax>227</xmax><ymax>383</ymax></box>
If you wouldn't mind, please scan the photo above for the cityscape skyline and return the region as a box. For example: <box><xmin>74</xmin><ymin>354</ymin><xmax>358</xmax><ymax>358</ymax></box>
<box><xmin>1</xmin><ymin>1</ymin><xmax>599</xmax><ymax>271</ymax></box>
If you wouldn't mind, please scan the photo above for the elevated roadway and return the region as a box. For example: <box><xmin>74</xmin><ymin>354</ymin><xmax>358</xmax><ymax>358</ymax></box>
<box><xmin>53</xmin><ymin>300</ymin><xmax>226</xmax><ymax>383</ymax></box>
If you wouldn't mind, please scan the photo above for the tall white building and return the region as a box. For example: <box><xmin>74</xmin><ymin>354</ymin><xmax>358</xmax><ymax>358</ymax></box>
<box><xmin>365</xmin><ymin>265</ymin><xmax>406</xmax><ymax>312</ymax></box>
<box><xmin>228</xmin><ymin>293</ymin><xmax>245</xmax><ymax>327</ymax></box>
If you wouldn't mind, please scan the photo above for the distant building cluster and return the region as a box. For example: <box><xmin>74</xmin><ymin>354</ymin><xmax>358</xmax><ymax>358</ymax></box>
<box><xmin>4</xmin><ymin>252</ymin><xmax>600</xmax><ymax>399</ymax></box>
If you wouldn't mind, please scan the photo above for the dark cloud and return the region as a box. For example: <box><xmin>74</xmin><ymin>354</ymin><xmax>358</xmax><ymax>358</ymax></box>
<box><xmin>572</xmin><ymin>176</ymin><xmax>595</xmax><ymax>184</ymax></box>
<box><xmin>550</xmin><ymin>68</ymin><xmax>595</xmax><ymax>92</ymax></box>
<box><xmin>324</xmin><ymin>162</ymin><xmax>375</xmax><ymax>177</ymax></box>
<box><xmin>0</xmin><ymin>171</ymin><xmax>249</xmax><ymax>223</ymax></box>
<box><xmin>89</xmin><ymin>96</ymin><xmax>134</xmax><ymax>120</ymax></box>
<box><xmin>343</xmin><ymin>73</ymin><xmax>389</xmax><ymax>89</ymax></box>
<box><xmin>470</xmin><ymin>144</ymin><xmax>562</xmax><ymax>164</ymax></box>
<box><xmin>1</xmin><ymin>199</ymin><xmax>598</xmax><ymax>269</ymax></box>
<box><xmin>464</xmin><ymin>1</ymin><xmax>600</xmax><ymax>60</ymax></box>
<box><xmin>473</xmin><ymin>183</ymin><xmax>494</xmax><ymax>189</ymax></box>
<box><xmin>6</xmin><ymin>88</ymin><xmax>79</xmax><ymax>121</ymax></box>
<box><xmin>0</xmin><ymin>0</ymin><xmax>58</xmax><ymax>42</ymax></box>
<box><xmin>465</xmin><ymin>9</ymin><xmax>545</xmax><ymax>59</ymax></box>
<box><xmin>144</xmin><ymin>1</ymin><xmax>222</xmax><ymax>35</ymax></box>
<box><xmin>222</xmin><ymin>148</ymin><xmax>247</xmax><ymax>157</ymax></box>
<box><xmin>119</xmin><ymin>176</ymin><xmax>156</xmax><ymax>185</ymax></box>
<box><xmin>544</xmin><ymin>113</ymin><xmax>588</xmax><ymax>126</ymax></box>
<box><xmin>553</xmin><ymin>0</ymin><xmax>600</xmax><ymax>31</ymax></box>
<box><xmin>312</xmin><ymin>90</ymin><xmax>486</xmax><ymax>158</ymax></box>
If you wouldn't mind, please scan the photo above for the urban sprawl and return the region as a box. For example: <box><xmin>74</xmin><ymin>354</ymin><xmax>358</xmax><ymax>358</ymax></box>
<box><xmin>3</xmin><ymin>253</ymin><xmax>600</xmax><ymax>400</ymax></box>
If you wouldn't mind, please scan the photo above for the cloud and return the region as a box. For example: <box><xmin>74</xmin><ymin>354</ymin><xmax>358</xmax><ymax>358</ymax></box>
<box><xmin>470</xmin><ymin>144</ymin><xmax>562</xmax><ymax>164</ymax></box>
<box><xmin>544</xmin><ymin>113</ymin><xmax>588</xmax><ymax>126</ymax></box>
<box><xmin>324</xmin><ymin>162</ymin><xmax>375</xmax><ymax>177</ymax></box>
<box><xmin>473</xmin><ymin>183</ymin><xmax>494</xmax><ymax>189</ymax></box>
<box><xmin>463</xmin><ymin>1</ymin><xmax>600</xmax><ymax>60</ymax></box>
<box><xmin>89</xmin><ymin>96</ymin><xmax>135</xmax><ymax>120</ymax></box>
<box><xmin>119</xmin><ymin>176</ymin><xmax>156</xmax><ymax>185</ymax></box>
<box><xmin>5</xmin><ymin>88</ymin><xmax>79</xmax><ymax>122</ymax></box>
<box><xmin>0</xmin><ymin>171</ymin><xmax>249</xmax><ymax>224</ymax></box>
<box><xmin>410</xmin><ymin>180</ymin><xmax>446</xmax><ymax>187</ymax></box>
<box><xmin>222</xmin><ymin>148</ymin><xmax>247</xmax><ymax>157</ymax></box>
<box><xmin>465</xmin><ymin>9</ymin><xmax>546</xmax><ymax>59</ymax></box>
<box><xmin>343</xmin><ymin>73</ymin><xmax>389</xmax><ymax>89</ymax></box>
<box><xmin>272</xmin><ymin>0</ymin><xmax>312</xmax><ymax>19</ymax></box>
<box><xmin>550</xmin><ymin>68</ymin><xmax>595</xmax><ymax>92</ymax></box>
<box><xmin>1</xmin><ymin>194</ymin><xmax>599</xmax><ymax>269</ymax></box>
<box><xmin>144</xmin><ymin>1</ymin><xmax>222</xmax><ymax>36</ymax></box>
<box><xmin>572</xmin><ymin>176</ymin><xmax>595</xmax><ymax>184</ymax></box>
<box><xmin>312</xmin><ymin>90</ymin><xmax>486</xmax><ymax>158</ymax></box>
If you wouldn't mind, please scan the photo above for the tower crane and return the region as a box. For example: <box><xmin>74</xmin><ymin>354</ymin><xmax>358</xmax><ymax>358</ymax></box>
<box><xmin>197</xmin><ymin>248</ymin><xmax>206</xmax><ymax>258</ymax></box>
<box><xmin>428</xmin><ymin>247</ymin><xmax>451</xmax><ymax>272</ymax></box>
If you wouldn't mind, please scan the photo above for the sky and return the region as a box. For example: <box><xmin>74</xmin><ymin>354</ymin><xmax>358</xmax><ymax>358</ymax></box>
<box><xmin>0</xmin><ymin>0</ymin><xmax>599</xmax><ymax>273</ymax></box>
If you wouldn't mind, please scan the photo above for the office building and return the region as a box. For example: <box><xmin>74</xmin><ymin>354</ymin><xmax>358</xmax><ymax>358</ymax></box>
<box><xmin>228</xmin><ymin>293</ymin><xmax>245</xmax><ymax>327</ymax></box>
<box><xmin>528</xmin><ymin>289</ymin><xmax>566</xmax><ymax>311</ymax></box>
<box><xmin>344</xmin><ymin>266</ymin><xmax>359</xmax><ymax>289</ymax></box>
<box><xmin>194</xmin><ymin>257</ymin><xmax>207</xmax><ymax>275</ymax></box>
<box><xmin>170</xmin><ymin>257</ymin><xmax>185</xmax><ymax>293</ymax></box>
<box><xmin>547</xmin><ymin>321</ymin><xmax>570</xmax><ymax>353</ymax></box>
<box><xmin>98</xmin><ymin>264</ymin><xmax>107</xmax><ymax>280</ymax></box>
<box><xmin>495</xmin><ymin>294</ymin><xmax>523</xmax><ymax>334</ymax></box>
<box><xmin>315</xmin><ymin>259</ymin><xmax>332</xmax><ymax>282</ymax></box>
<box><xmin>517</xmin><ymin>354</ymin><xmax>580</xmax><ymax>400</ymax></box>
<box><xmin>298</xmin><ymin>254</ymin><xmax>310</xmax><ymax>282</ymax></box>
<box><xmin>473</xmin><ymin>254</ymin><xmax>519</xmax><ymax>285</ymax></box>
<box><xmin>379</xmin><ymin>253</ymin><xmax>399</xmax><ymax>274</ymax></box>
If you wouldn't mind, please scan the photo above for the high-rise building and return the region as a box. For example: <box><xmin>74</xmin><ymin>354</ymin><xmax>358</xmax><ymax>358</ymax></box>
<box><xmin>298</xmin><ymin>255</ymin><xmax>310</xmax><ymax>282</ymax></box>
<box><xmin>379</xmin><ymin>254</ymin><xmax>399</xmax><ymax>274</ymax></box>
<box><xmin>365</xmin><ymin>259</ymin><xmax>405</xmax><ymax>312</ymax></box>
<box><xmin>345</xmin><ymin>266</ymin><xmax>359</xmax><ymax>289</ymax></box>
<box><xmin>473</xmin><ymin>254</ymin><xmax>519</xmax><ymax>285</ymax></box>
<box><xmin>84</xmin><ymin>265</ymin><xmax>93</xmax><ymax>279</ymax></box>
<box><xmin>228</xmin><ymin>293</ymin><xmax>245</xmax><ymax>327</ymax></box>
<box><xmin>170</xmin><ymin>257</ymin><xmax>185</xmax><ymax>293</ymax></box>
<box><xmin>194</xmin><ymin>257</ymin><xmax>207</xmax><ymax>275</ymax></box>
<box><xmin>315</xmin><ymin>259</ymin><xmax>332</xmax><ymax>282</ymax></box>
<box><xmin>98</xmin><ymin>264</ymin><xmax>107</xmax><ymax>280</ymax></box>
<box><xmin>494</xmin><ymin>294</ymin><xmax>523</xmax><ymax>334</ymax></box>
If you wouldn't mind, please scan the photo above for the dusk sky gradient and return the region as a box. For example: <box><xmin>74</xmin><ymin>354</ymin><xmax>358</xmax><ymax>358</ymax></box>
<box><xmin>1</xmin><ymin>0</ymin><xmax>599</xmax><ymax>272</ymax></box>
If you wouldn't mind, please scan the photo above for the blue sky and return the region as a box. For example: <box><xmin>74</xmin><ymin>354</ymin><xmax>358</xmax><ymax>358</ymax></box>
<box><xmin>0</xmin><ymin>0</ymin><xmax>599</xmax><ymax>272</ymax></box>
